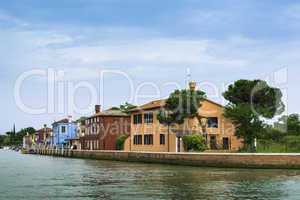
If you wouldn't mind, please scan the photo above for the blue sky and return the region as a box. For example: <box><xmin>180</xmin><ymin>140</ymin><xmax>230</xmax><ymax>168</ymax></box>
<box><xmin>0</xmin><ymin>0</ymin><xmax>300</xmax><ymax>133</ymax></box>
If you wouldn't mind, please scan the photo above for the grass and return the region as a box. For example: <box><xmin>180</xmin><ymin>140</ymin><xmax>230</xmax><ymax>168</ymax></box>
<box><xmin>257</xmin><ymin>140</ymin><xmax>300</xmax><ymax>153</ymax></box>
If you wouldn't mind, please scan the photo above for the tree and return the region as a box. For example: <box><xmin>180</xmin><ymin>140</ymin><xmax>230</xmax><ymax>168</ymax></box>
<box><xmin>163</xmin><ymin>89</ymin><xmax>206</xmax><ymax>123</ymax></box>
<box><xmin>157</xmin><ymin>109</ymin><xmax>177</xmax><ymax>152</ymax></box>
<box><xmin>272</xmin><ymin>114</ymin><xmax>300</xmax><ymax>138</ymax></box>
<box><xmin>3</xmin><ymin>136</ymin><xmax>11</xmax><ymax>146</ymax></box>
<box><xmin>76</xmin><ymin>117</ymin><xmax>87</xmax><ymax>125</ymax></box>
<box><xmin>15</xmin><ymin>127</ymin><xmax>35</xmax><ymax>145</ymax></box>
<box><xmin>223</xmin><ymin>79</ymin><xmax>284</xmax><ymax>151</ymax></box>
<box><xmin>284</xmin><ymin>114</ymin><xmax>300</xmax><ymax>136</ymax></box>
<box><xmin>111</xmin><ymin>102</ymin><xmax>137</xmax><ymax>114</ymax></box>
<box><xmin>116</xmin><ymin>134</ymin><xmax>128</xmax><ymax>150</ymax></box>
<box><xmin>5</xmin><ymin>131</ymin><xmax>14</xmax><ymax>145</ymax></box>
<box><xmin>182</xmin><ymin>134</ymin><xmax>207</xmax><ymax>152</ymax></box>
<box><xmin>259</xmin><ymin>125</ymin><xmax>286</xmax><ymax>142</ymax></box>
<box><xmin>120</xmin><ymin>102</ymin><xmax>137</xmax><ymax>113</ymax></box>
<box><xmin>0</xmin><ymin>135</ymin><xmax>5</xmax><ymax>146</ymax></box>
<box><xmin>157</xmin><ymin>88</ymin><xmax>206</xmax><ymax>151</ymax></box>
<box><xmin>1</xmin><ymin>127</ymin><xmax>35</xmax><ymax>146</ymax></box>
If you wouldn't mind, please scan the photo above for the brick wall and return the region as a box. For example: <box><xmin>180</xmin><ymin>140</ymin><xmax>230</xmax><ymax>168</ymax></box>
<box><xmin>35</xmin><ymin>149</ymin><xmax>300</xmax><ymax>169</ymax></box>
<box><xmin>81</xmin><ymin>116</ymin><xmax>130</xmax><ymax>150</ymax></box>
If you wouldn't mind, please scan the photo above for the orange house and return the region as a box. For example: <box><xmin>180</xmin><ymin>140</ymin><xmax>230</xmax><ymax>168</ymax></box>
<box><xmin>124</xmin><ymin>82</ymin><xmax>243</xmax><ymax>152</ymax></box>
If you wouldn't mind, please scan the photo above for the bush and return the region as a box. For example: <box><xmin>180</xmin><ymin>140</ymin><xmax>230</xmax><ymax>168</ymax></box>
<box><xmin>116</xmin><ymin>134</ymin><xmax>128</xmax><ymax>150</ymax></box>
<box><xmin>182</xmin><ymin>134</ymin><xmax>207</xmax><ymax>152</ymax></box>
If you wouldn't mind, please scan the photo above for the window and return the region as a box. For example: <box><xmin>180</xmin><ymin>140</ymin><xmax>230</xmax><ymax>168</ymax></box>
<box><xmin>207</xmin><ymin>117</ymin><xmax>218</xmax><ymax>128</ymax></box>
<box><xmin>94</xmin><ymin>141</ymin><xmax>97</xmax><ymax>150</ymax></box>
<box><xmin>90</xmin><ymin>141</ymin><xmax>93</xmax><ymax>150</ymax></box>
<box><xmin>133</xmin><ymin>114</ymin><xmax>142</xmax><ymax>124</ymax></box>
<box><xmin>133</xmin><ymin>135</ymin><xmax>142</xmax><ymax>145</ymax></box>
<box><xmin>61</xmin><ymin>126</ymin><xmax>66</xmax><ymax>133</ymax></box>
<box><xmin>160</xmin><ymin>134</ymin><xmax>165</xmax><ymax>145</ymax></box>
<box><xmin>144</xmin><ymin>112</ymin><xmax>153</xmax><ymax>123</ymax></box>
<box><xmin>144</xmin><ymin>134</ymin><xmax>153</xmax><ymax>145</ymax></box>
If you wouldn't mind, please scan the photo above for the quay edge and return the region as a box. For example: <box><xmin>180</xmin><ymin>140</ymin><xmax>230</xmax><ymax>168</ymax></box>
<box><xmin>31</xmin><ymin>149</ymin><xmax>300</xmax><ymax>169</ymax></box>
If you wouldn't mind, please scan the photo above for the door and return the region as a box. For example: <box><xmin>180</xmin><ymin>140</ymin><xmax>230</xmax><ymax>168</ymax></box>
<box><xmin>210</xmin><ymin>135</ymin><xmax>217</xmax><ymax>150</ymax></box>
<box><xmin>176</xmin><ymin>137</ymin><xmax>181</xmax><ymax>152</ymax></box>
<box><xmin>223</xmin><ymin>137</ymin><xmax>229</xmax><ymax>150</ymax></box>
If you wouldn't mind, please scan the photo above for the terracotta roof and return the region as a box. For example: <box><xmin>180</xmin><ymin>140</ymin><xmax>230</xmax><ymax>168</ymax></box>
<box><xmin>52</xmin><ymin>118</ymin><xmax>76</xmax><ymax>125</ymax></box>
<box><xmin>129</xmin><ymin>98</ymin><xmax>224</xmax><ymax>112</ymax></box>
<box><xmin>129</xmin><ymin>99</ymin><xmax>166</xmax><ymax>112</ymax></box>
<box><xmin>88</xmin><ymin>108</ymin><xmax>129</xmax><ymax>118</ymax></box>
<box><xmin>203</xmin><ymin>98</ymin><xmax>224</xmax><ymax>108</ymax></box>
<box><xmin>36</xmin><ymin>127</ymin><xmax>52</xmax><ymax>132</ymax></box>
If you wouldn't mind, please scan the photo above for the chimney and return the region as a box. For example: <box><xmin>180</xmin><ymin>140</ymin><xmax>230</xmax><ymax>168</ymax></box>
<box><xmin>95</xmin><ymin>105</ymin><xmax>101</xmax><ymax>114</ymax></box>
<box><xmin>68</xmin><ymin>115</ymin><xmax>72</xmax><ymax>123</ymax></box>
<box><xmin>189</xmin><ymin>81</ymin><xmax>197</xmax><ymax>91</ymax></box>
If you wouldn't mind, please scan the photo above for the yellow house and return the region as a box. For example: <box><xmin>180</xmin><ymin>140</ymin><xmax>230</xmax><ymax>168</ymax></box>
<box><xmin>124</xmin><ymin>82</ymin><xmax>243</xmax><ymax>152</ymax></box>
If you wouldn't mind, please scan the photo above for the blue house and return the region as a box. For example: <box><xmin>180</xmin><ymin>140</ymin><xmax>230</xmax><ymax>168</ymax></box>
<box><xmin>51</xmin><ymin>118</ymin><xmax>77</xmax><ymax>148</ymax></box>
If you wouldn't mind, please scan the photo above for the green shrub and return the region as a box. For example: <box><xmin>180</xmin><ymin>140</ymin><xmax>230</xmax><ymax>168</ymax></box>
<box><xmin>182</xmin><ymin>134</ymin><xmax>207</xmax><ymax>152</ymax></box>
<box><xmin>116</xmin><ymin>134</ymin><xmax>128</xmax><ymax>150</ymax></box>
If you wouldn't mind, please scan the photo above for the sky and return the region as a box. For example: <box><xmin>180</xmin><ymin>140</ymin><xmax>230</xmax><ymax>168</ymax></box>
<box><xmin>0</xmin><ymin>0</ymin><xmax>300</xmax><ymax>133</ymax></box>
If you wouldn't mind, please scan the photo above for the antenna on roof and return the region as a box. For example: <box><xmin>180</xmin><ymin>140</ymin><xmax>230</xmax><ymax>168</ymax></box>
<box><xmin>185</xmin><ymin>67</ymin><xmax>191</xmax><ymax>89</ymax></box>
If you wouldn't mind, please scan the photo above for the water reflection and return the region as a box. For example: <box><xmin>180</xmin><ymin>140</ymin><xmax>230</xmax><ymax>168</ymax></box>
<box><xmin>82</xmin><ymin>159</ymin><xmax>300</xmax><ymax>200</ymax></box>
<box><xmin>1</xmin><ymin>150</ymin><xmax>300</xmax><ymax>200</ymax></box>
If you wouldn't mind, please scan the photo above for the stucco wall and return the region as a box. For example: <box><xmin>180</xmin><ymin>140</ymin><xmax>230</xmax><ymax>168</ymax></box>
<box><xmin>130</xmin><ymin>109</ymin><xmax>174</xmax><ymax>152</ymax></box>
<box><xmin>129</xmin><ymin>100</ymin><xmax>243</xmax><ymax>152</ymax></box>
<box><xmin>52</xmin><ymin>122</ymin><xmax>77</xmax><ymax>146</ymax></box>
<box><xmin>35</xmin><ymin>149</ymin><xmax>300</xmax><ymax>169</ymax></box>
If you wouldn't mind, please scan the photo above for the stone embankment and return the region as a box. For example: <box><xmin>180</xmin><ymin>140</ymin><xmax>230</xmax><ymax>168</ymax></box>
<box><xmin>32</xmin><ymin>149</ymin><xmax>300</xmax><ymax>169</ymax></box>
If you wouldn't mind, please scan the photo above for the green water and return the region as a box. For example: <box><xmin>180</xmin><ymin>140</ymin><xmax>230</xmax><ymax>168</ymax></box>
<box><xmin>1</xmin><ymin>150</ymin><xmax>300</xmax><ymax>200</ymax></box>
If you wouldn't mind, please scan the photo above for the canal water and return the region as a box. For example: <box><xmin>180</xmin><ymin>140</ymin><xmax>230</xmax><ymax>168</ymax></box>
<box><xmin>1</xmin><ymin>151</ymin><xmax>300</xmax><ymax>200</ymax></box>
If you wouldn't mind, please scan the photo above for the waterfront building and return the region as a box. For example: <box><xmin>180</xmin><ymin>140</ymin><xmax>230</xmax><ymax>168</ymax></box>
<box><xmin>51</xmin><ymin>117</ymin><xmax>77</xmax><ymax>148</ymax></box>
<box><xmin>125</xmin><ymin>82</ymin><xmax>243</xmax><ymax>152</ymax></box>
<box><xmin>22</xmin><ymin>133</ymin><xmax>34</xmax><ymax>149</ymax></box>
<box><xmin>80</xmin><ymin>105</ymin><xmax>130</xmax><ymax>150</ymax></box>
<box><xmin>34</xmin><ymin>125</ymin><xmax>52</xmax><ymax>146</ymax></box>
<box><xmin>77</xmin><ymin>117</ymin><xmax>87</xmax><ymax>138</ymax></box>
<box><xmin>69</xmin><ymin>117</ymin><xmax>87</xmax><ymax>150</ymax></box>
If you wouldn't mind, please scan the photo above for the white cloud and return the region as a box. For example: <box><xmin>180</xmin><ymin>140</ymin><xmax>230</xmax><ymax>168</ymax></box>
<box><xmin>33</xmin><ymin>34</ymin><xmax>74</xmax><ymax>47</ymax></box>
<box><xmin>2</xmin><ymin>27</ymin><xmax>299</xmax><ymax>83</ymax></box>
<box><xmin>55</xmin><ymin>38</ymin><xmax>250</xmax><ymax>74</ymax></box>
<box><xmin>1</xmin><ymin>23</ymin><xmax>300</xmax><ymax>133</ymax></box>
